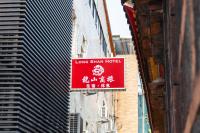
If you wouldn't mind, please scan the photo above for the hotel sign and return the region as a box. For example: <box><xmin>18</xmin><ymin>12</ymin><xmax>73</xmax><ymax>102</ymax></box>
<box><xmin>71</xmin><ymin>58</ymin><xmax>125</xmax><ymax>91</ymax></box>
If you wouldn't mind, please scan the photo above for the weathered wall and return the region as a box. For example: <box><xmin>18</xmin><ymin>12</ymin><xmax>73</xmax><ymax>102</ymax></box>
<box><xmin>164</xmin><ymin>0</ymin><xmax>200</xmax><ymax>132</ymax></box>
<box><xmin>70</xmin><ymin>0</ymin><xmax>115</xmax><ymax>132</ymax></box>
<box><xmin>115</xmin><ymin>55</ymin><xmax>138</xmax><ymax>133</ymax></box>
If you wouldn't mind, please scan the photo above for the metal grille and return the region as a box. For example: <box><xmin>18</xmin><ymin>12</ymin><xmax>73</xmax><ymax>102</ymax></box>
<box><xmin>0</xmin><ymin>0</ymin><xmax>25</xmax><ymax>132</ymax></box>
<box><xmin>0</xmin><ymin>0</ymin><xmax>72</xmax><ymax>132</ymax></box>
<box><xmin>69</xmin><ymin>113</ymin><xmax>83</xmax><ymax>133</ymax></box>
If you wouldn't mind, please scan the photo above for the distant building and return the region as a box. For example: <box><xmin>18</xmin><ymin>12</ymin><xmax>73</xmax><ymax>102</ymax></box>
<box><xmin>138</xmin><ymin>79</ymin><xmax>151</xmax><ymax>133</ymax></box>
<box><xmin>113</xmin><ymin>36</ymin><xmax>137</xmax><ymax>133</ymax></box>
<box><xmin>70</xmin><ymin>0</ymin><xmax>116</xmax><ymax>133</ymax></box>
<box><xmin>0</xmin><ymin>1</ymin><xmax>72</xmax><ymax>132</ymax></box>
<box><xmin>113</xmin><ymin>36</ymin><xmax>151</xmax><ymax>133</ymax></box>
<box><xmin>114</xmin><ymin>54</ymin><xmax>138</xmax><ymax>133</ymax></box>
<box><xmin>113</xmin><ymin>35</ymin><xmax>134</xmax><ymax>55</ymax></box>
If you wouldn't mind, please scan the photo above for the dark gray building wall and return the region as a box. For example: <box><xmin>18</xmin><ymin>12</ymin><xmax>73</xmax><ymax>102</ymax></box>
<box><xmin>0</xmin><ymin>0</ymin><xmax>72</xmax><ymax>132</ymax></box>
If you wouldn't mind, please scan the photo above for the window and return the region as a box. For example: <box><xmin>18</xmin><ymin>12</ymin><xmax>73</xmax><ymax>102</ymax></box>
<box><xmin>92</xmin><ymin>2</ymin><xmax>95</xmax><ymax>17</ymax></box>
<box><xmin>100</xmin><ymin>101</ymin><xmax>108</xmax><ymax>118</ymax></box>
<box><xmin>89</xmin><ymin>0</ymin><xmax>91</xmax><ymax>7</ymax></box>
<box><xmin>97</xmin><ymin>19</ymin><xmax>100</xmax><ymax>35</ymax></box>
<box><xmin>95</xmin><ymin>11</ymin><xmax>98</xmax><ymax>27</ymax></box>
<box><xmin>102</xmin><ymin>37</ymin><xmax>107</xmax><ymax>57</ymax></box>
<box><xmin>101</xmin><ymin>106</ymin><xmax>108</xmax><ymax>118</ymax></box>
<box><xmin>89</xmin><ymin>0</ymin><xmax>107</xmax><ymax>57</ymax></box>
<box><xmin>78</xmin><ymin>36</ymin><xmax>87</xmax><ymax>58</ymax></box>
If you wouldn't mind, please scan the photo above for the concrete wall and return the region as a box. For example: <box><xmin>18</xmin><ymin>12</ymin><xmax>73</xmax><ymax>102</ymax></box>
<box><xmin>72</xmin><ymin>0</ymin><xmax>102</xmax><ymax>58</ymax></box>
<box><xmin>70</xmin><ymin>0</ymin><xmax>115</xmax><ymax>132</ymax></box>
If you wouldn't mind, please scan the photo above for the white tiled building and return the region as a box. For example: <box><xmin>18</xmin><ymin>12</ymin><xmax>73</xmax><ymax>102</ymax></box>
<box><xmin>70</xmin><ymin>0</ymin><xmax>116</xmax><ymax>132</ymax></box>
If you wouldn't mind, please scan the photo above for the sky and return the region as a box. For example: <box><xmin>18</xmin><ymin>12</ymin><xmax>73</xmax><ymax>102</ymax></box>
<box><xmin>106</xmin><ymin>0</ymin><xmax>131</xmax><ymax>38</ymax></box>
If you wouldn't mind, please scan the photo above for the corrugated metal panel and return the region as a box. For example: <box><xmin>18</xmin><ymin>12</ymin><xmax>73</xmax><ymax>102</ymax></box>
<box><xmin>0</xmin><ymin>0</ymin><xmax>72</xmax><ymax>132</ymax></box>
<box><xmin>0</xmin><ymin>1</ymin><xmax>25</xmax><ymax>132</ymax></box>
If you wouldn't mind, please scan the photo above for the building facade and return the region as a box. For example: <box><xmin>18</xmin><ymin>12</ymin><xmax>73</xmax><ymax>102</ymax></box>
<box><xmin>114</xmin><ymin>54</ymin><xmax>138</xmax><ymax>133</ymax></box>
<box><xmin>112</xmin><ymin>36</ymin><xmax>151</xmax><ymax>133</ymax></box>
<box><xmin>138</xmin><ymin>79</ymin><xmax>151</xmax><ymax>133</ymax></box>
<box><xmin>113</xmin><ymin>35</ymin><xmax>134</xmax><ymax>55</ymax></box>
<box><xmin>0</xmin><ymin>0</ymin><xmax>72</xmax><ymax>132</ymax></box>
<box><xmin>112</xmin><ymin>37</ymin><xmax>137</xmax><ymax>133</ymax></box>
<box><xmin>70</xmin><ymin>0</ymin><xmax>116</xmax><ymax>133</ymax></box>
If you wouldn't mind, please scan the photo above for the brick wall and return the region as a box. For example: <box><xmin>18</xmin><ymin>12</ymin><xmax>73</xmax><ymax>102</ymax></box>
<box><xmin>115</xmin><ymin>55</ymin><xmax>138</xmax><ymax>133</ymax></box>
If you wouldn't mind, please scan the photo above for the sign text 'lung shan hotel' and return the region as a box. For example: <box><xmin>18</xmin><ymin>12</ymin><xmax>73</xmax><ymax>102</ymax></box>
<box><xmin>71</xmin><ymin>58</ymin><xmax>125</xmax><ymax>91</ymax></box>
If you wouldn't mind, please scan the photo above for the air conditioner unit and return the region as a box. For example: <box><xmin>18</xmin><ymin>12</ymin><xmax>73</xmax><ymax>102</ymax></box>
<box><xmin>69</xmin><ymin>113</ymin><xmax>83</xmax><ymax>133</ymax></box>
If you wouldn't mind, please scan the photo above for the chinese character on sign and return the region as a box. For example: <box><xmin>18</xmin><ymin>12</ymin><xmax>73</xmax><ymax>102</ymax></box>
<box><xmin>101</xmin><ymin>84</ymin><xmax>105</xmax><ymax>88</ymax></box>
<box><xmin>107</xmin><ymin>75</ymin><xmax>114</xmax><ymax>82</ymax></box>
<box><xmin>82</xmin><ymin>76</ymin><xmax>90</xmax><ymax>83</ymax></box>
<box><xmin>106</xmin><ymin>84</ymin><xmax>110</xmax><ymax>88</ymax></box>
<box><xmin>91</xmin><ymin>84</ymin><xmax>96</xmax><ymax>88</ymax></box>
<box><xmin>99</xmin><ymin>76</ymin><xmax>105</xmax><ymax>83</ymax></box>
<box><xmin>91</xmin><ymin>77</ymin><xmax>97</xmax><ymax>82</ymax></box>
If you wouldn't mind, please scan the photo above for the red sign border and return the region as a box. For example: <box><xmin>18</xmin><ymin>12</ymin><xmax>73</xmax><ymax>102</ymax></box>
<box><xmin>70</xmin><ymin>57</ymin><xmax>126</xmax><ymax>91</ymax></box>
